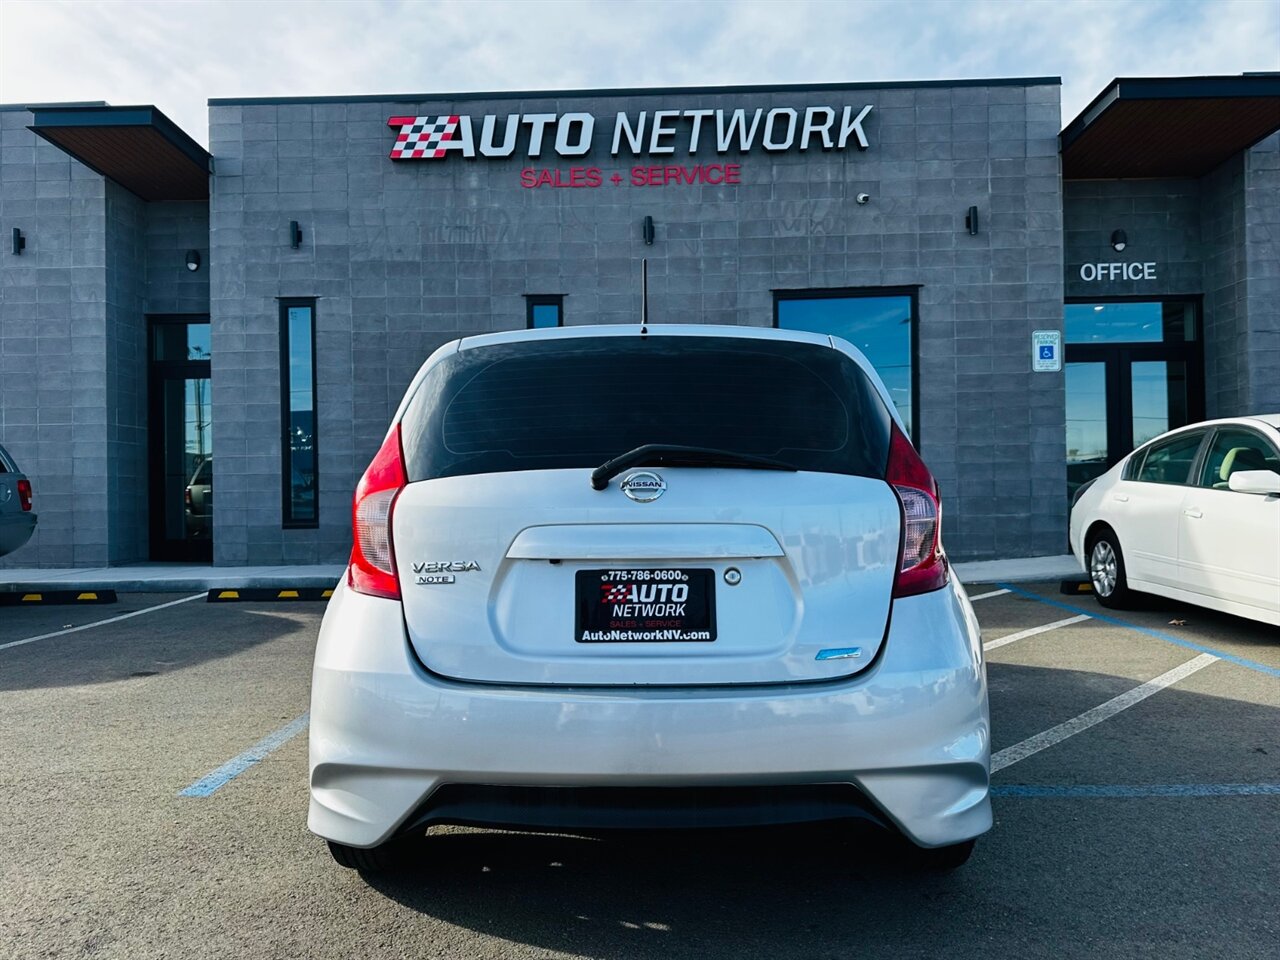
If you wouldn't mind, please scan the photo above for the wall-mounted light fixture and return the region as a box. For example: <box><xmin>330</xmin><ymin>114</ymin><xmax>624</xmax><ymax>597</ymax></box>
<box><xmin>641</xmin><ymin>215</ymin><xmax>655</xmax><ymax>246</ymax></box>
<box><xmin>185</xmin><ymin>249</ymin><xmax>201</xmax><ymax>272</ymax></box>
<box><xmin>1110</xmin><ymin>229</ymin><xmax>1127</xmax><ymax>252</ymax></box>
<box><xmin>965</xmin><ymin>205</ymin><xmax>979</xmax><ymax>236</ymax></box>
<box><xmin>289</xmin><ymin>220</ymin><xmax>303</xmax><ymax>249</ymax></box>
<box><xmin>11</xmin><ymin>227</ymin><xmax>25</xmax><ymax>255</ymax></box>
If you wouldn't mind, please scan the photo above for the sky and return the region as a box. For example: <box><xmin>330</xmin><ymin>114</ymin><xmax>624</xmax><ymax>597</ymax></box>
<box><xmin>1</xmin><ymin>0</ymin><xmax>1277</xmax><ymax>148</ymax></box>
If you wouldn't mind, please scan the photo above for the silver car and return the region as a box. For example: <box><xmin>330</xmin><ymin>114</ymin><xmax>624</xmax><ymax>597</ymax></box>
<box><xmin>309</xmin><ymin>325</ymin><xmax>991</xmax><ymax>872</ymax></box>
<box><xmin>185</xmin><ymin>456</ymin><xmax>213</xmax><ymax>538</ymax></box>
<box><xmin>0</xmin><ymin>443</ymin><xmax>36</xmax><ymax>558</ymax></box>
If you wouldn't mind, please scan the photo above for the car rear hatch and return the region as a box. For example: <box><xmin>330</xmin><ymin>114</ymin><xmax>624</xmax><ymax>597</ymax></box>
<box><xmin>392</xmin><ymin>332</ymin><xmax>901</xmax><ymax>686</ymax></box>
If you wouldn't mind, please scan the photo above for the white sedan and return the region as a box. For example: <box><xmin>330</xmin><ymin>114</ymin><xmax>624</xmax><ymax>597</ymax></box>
<box><xmin>1069</xmin><ymin>415</ymin><xmax>1280</xmax><ymax>626</ymax></box>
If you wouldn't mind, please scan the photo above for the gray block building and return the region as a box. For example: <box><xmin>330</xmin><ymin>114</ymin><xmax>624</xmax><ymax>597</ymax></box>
<box><xmin>1</xmin><ymin>75</ymin><xmax>1278</xmax><ymax>568</ymax></box>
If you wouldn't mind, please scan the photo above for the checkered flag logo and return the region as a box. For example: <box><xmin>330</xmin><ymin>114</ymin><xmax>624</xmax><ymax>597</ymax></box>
<box><xmin>387</xmin><ymin>115</ymin><xmax>460</xmax><ymax>159</ymax></box>
<box><xmin>601</xmin><ymin>583</ymin><xmax>632</xmax><ymax>604</ymax></box>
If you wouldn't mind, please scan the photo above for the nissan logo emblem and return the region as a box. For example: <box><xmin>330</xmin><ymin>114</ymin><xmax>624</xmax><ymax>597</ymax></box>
<box><xmin>620</xmin><ymin>471</ymin><xmax>666</xmax><ymax>503</ymax></box>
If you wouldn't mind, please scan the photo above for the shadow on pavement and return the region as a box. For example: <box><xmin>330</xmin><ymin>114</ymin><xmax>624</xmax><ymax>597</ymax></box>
<box><xmin>0</xmin><ymin>600</ymin><xmax>317</xmax><ymax>692</ymax></box>
<box><xmin>364</xmin><ymin>824</ymin><xmax>967</xmax><ymax>959</ymax></box>
<box><xmin>974</xmin><ymin>582</ymin><xmax>1280</xmax><ymax>656</ymax></box>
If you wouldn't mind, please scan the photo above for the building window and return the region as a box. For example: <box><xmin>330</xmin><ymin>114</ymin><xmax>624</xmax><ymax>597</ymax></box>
<box><xmin>152</xmin><ymin>321</ymin><xmax>211</xmax><ymax>361</ymax></box>
<box><xmin>526</xmin><ymin>295</ymin><xmax>564</xmax><ymax>328</ymax></box>
<box><xmin>775</xmin><ymin>288</ymin><xmax>917</xmax><ymax>440</ymax></box>
<box><xmin>279</xmin><ymin>298</ymin><xmax>318</xmax><ymax>528</ymax></box>
<box><xmin>1065</xmin><ymin>300</ymin><xmax>1198</xmax><ymax>344</ymax></box>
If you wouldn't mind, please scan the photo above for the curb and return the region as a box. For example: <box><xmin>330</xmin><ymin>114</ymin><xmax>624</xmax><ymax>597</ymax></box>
<box><xmin>207</xmin><ymin>587</ymin><xmax>335</xmax><ymax>602</ymax></box>
<box><xmin>0</xmin><ymin>590</ymin><xmax>118</xmax><ymax>606</ymax></box>
<box><xmin>0</xmin><ymin>576</ymin><xmax>342</xmax><ymax>593</ymax></box>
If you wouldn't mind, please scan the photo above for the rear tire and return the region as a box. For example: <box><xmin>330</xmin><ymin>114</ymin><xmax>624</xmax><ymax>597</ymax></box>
<box><xmin>914</xmin><ymin>838</ymin><xmax>976</xmax><ymax>870</ymax></box>
<box><xmin>1087</xmin><ymin>527</ymin><xmax>1133</xmax><ymax>609</ymax></box>
<box><xmin>326</xmin><ymin>838</ymin><xmax>410</xmax><ymax>873</ymax></box>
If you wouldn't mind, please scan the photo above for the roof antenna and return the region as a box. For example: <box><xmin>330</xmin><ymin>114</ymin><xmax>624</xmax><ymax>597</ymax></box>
<box><xmin>640</xmin><ymin>258</ymin><xmax>649</xmax><ymax>336</ymax></box>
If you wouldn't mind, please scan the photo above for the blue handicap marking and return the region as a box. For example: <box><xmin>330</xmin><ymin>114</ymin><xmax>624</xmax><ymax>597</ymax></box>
<box><xmin>1039</xmin><ymin>345</ymin><xmax>1055</xmax><ymax>360</ymax></box>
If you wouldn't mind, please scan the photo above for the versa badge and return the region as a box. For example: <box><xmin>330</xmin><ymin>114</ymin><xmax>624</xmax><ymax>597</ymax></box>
<box><xmin>413</xmin><ymin>560</ymin><xmax>481</xmax><ymax>585</ymax></box>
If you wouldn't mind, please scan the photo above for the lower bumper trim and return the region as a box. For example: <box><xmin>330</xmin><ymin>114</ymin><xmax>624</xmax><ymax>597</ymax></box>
<box><xmin>398</xmin><ymin>783</ymin><xmax>892</xmax><ymax>835</ymax></box>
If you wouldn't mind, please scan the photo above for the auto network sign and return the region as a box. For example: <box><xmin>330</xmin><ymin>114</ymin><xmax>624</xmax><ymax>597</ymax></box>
<box><xmin>387</xmin><ymin>105</ymin><xmax>873</xmax><ymax>188</ymax></box>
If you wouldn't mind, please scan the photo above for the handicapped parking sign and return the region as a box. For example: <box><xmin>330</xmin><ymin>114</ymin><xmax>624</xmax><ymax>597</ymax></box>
<box><xmin>1032</xmin><ymin>330</ymin><xmax>1062</xmax><ymax>372</ymax></box>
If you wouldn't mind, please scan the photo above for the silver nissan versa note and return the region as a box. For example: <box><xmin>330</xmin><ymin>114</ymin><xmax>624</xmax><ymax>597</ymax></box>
<box><xmin>309</xmin><ymin>324</ymin><xmax>991</xmax><ymax>871</ymax></box>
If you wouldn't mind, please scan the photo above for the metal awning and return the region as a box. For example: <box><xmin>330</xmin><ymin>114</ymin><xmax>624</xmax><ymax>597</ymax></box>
<box><xmin>1061</xmin><ymin>75</ymin><xmax>1280</xmax><ymax>180</ymax></box>
<box><xmin>28</xmin><ymin>105</ymin><xmax>210</xmax><ymax>202</ymax></box>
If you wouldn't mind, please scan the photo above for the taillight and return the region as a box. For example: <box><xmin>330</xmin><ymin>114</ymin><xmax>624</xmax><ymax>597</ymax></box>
<box><xmin>17</xmin><ymin>479</ymin><xmax>32</xmax><ymax>512</ymax></box>
<box><xmin>348</xmin><ymin>424</ymin><xmax>407</xmax><ymax>600</ymax></box>
<box><xmin>886</xmin><ymin>423</ymin><xmax>947</xmax><ymax>597</ymax></box>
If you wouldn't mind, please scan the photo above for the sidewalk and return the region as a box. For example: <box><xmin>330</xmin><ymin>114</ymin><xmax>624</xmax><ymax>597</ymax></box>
<box><xmin>952</xmin><ymin>554</ymin><xmax>1081</xmax><ymax>584</ymax></box>
<box><xmin>0</xmin><ymin>563</ymin><xmax>346</xmax><ymax>592</ymax></box>
<box><xmin>0</xmin><ymin>555</ymin><xmax>1081</xmax><ymax>593</ymax></box>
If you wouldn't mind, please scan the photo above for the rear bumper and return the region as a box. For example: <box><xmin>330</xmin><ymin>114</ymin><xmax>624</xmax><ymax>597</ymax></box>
<box><xmin>399</xmin><ymin>782</ymin><xmax>891</xmax><ymax>833</ymax></box>
<box><xmin>0</xmin><ymin>512</ymin><xmax>36</xmax><ymax>557</ymax></box>
<box><xmin>308</xmin><ymin>577</ymin><xmax>991</xmax><ymax>849</ymax></box>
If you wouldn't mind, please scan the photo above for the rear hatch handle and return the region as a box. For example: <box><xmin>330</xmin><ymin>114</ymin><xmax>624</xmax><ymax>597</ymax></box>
<box><xmin>589</xmin><ymin>444</ymin><xmax>798</xmax><ymax>490</ymax></box>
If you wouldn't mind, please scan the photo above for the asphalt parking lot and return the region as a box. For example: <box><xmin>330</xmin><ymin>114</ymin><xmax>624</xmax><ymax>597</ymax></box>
<box><xmin>1</xmin><ymin>581</ymin><xmax>1277</xmax><ymax>960</ymax></box>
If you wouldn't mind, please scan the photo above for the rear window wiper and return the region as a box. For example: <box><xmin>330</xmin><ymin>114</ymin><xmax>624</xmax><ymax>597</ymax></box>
<box><xmin>590</xmin><ymin>444</ymin><xmax>797</xmax><ymax>490</ymax></box>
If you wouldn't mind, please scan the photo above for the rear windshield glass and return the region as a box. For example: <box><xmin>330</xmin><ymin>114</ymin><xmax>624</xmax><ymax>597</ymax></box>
<box><xmin>400</xmin><ymin>336</ymin><xmax>892</xmax><ymax>482</ymax></box>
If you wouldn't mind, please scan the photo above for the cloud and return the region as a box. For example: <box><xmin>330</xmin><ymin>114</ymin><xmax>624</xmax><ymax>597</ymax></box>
<box><xmin>1</xmin><ymin>0</ymin><xmax>1276</xmax><ymax>146</ymax></box>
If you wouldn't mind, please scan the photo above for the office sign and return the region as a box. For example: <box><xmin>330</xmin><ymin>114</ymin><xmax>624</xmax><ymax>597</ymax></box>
<box><xmin>1078</xmin><ymin>262</ymin><xmax>1157</xmax><ymax>282</ymax></box>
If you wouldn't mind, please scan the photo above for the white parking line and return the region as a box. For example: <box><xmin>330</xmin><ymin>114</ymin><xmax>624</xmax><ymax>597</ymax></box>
<box><xmin>969</xmin><ymin>588</ymin><xmax>1011</xmax><ymax>602</ymax></box>
<box><xmin>0</xmin><ymin>592</ymin><xmax>206</xmax><ymax>652</ymax></box>
<box><xmin>992</xmin><ymin>653</ymin><xmax>1219</xmax><ymax>773</ymax></box>
<box><xmin>983</xmin><ymin>614</ymin><xmax>1091</xmax><ymax>652</ymax></box>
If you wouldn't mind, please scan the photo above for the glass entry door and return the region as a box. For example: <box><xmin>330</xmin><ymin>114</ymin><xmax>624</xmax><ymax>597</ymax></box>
<box><xmin>1065</xmin><ymin>361</ymin><xmax>1110</xmax><ymax>500</ymax></box>
<box><xmin>1064</xmin><ymin>300</ymin><xmax>1203</xmax><ymax>502</ymax></box>
<box><xmin>148</xmin><ymin>318</ymin><xmax>212</xmax><ymax>561</ymax></box>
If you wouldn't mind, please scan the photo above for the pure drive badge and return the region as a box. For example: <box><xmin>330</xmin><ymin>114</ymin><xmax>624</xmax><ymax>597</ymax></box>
<box><xmin>620</xmin><ymin>471</ymin><xmax>666</xmax><ymax>503</ymax></box>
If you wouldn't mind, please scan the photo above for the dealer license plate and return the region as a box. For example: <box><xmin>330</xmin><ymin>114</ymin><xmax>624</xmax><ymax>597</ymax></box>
<box><xmin>575</xmin><ymin>568</ymin><xmax>717</xmax><ymax>643</ymax></box>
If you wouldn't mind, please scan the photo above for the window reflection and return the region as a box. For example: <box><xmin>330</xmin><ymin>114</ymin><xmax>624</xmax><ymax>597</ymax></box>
<box><xmin>184</xmin><ymin>452</ymin><xmax>212</xmax><ymax>540</ymax></box>
<box><xmin>1135</xmin><ymin>432</ymin><xmax>1204</xmax><ymax>485</ymax></box>
<box><xmin>1065</xmin><ymin>363</ymin><xmax>1108</xmax><ymax>501</ymax></box>
<box><xmin>527</xmin><ymin>297</ymin><xmax>564</xmax><ymax>329</ymax></box>
<box><xmin>153</xmin><ymin>323</ymin><xmax>211</xmax><ymax>361</ymax></box>
<box><xmin>281</xmin><ymin>302</ymin><xmax>317</xmax><ymax>526</ymax></box>
<box><xmin>531</xmin><ymin>304</ymin><xmax>561</xmax><ymax>328</ymax></box>
<box><xmin>160</xmin><ymin>376</ymin><xmax>212</xmax><ymax>542</ymax></box>
<box><xmin>776</xmin><ymin>294</ymin><xmax>914</xmax><ymax>437</ymax></box>
<box><xmin>1065</xmin><ymin>302</ymin><xmax>1195</xmax><ymax>344</ymax></box>
<box><xmin>1131</xmin><ymin>360</ymin><xmax>1189</xmax><ymax>449</ymax></box>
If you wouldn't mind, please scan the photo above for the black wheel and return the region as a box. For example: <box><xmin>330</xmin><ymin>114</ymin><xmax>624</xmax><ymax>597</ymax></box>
<box><xmin>326</xmin><ymin>838</ymin><xmax>410</xmax><ymax>873</ymax></box>
<box><xmin>914</xmin><ymin>838</ymin><xmax>976</xmax><ymax>870</ymax></box>
<box><xmin>1086</xmin><ymin>526</ymin><xmax>1134</xmax><ymax>609</ymax></box>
